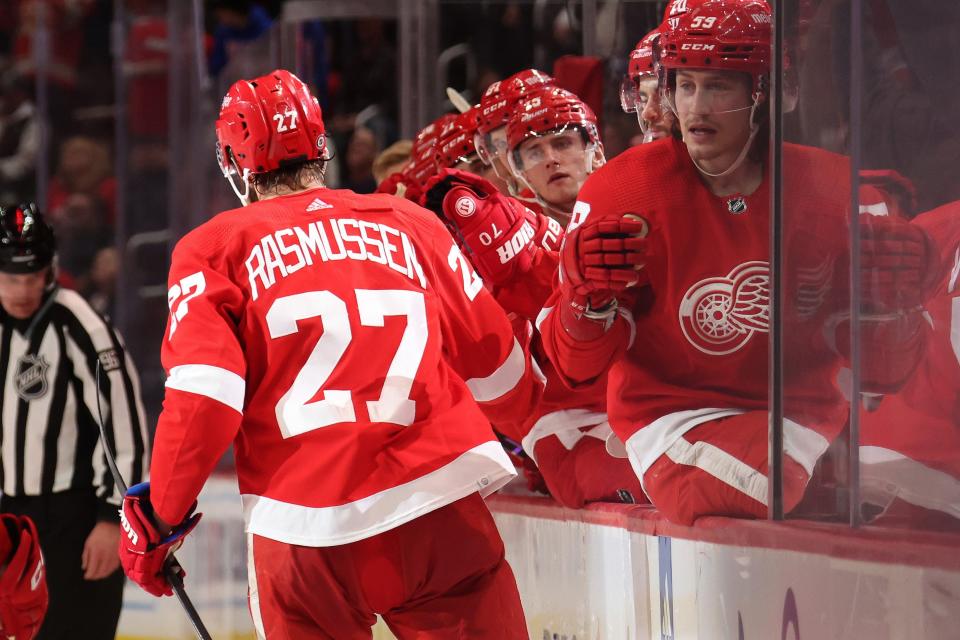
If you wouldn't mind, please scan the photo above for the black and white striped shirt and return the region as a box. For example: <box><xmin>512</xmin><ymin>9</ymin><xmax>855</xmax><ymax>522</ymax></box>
<box><xmin>0</xmin><ymin>287</ymin><xmax>149</xmax><ymax>520</ymax></box>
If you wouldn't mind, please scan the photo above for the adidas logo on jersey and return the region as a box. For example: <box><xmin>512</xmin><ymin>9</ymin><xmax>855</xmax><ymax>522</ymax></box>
<box><xmin>306</xmin><ymin>198</ymin><xmax>333</xmax><ymax>212</ymax></box>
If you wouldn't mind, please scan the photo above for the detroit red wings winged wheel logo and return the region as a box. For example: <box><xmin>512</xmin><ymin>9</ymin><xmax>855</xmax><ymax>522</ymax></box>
<box><xmin>678</xmin><ymin>261</ymin><xmax>770</xmax><ymax>355</ymax></box>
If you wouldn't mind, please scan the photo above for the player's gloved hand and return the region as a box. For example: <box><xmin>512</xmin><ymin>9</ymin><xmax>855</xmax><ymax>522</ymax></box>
<box><xmin>376</xmin><ymin>171</ymin><xmax>421</xmax><ymax>203</ymax></box>
<box><xmin>423</xmin><ymin>169</ymin><xmax>537</xmax><ymax>285</ymax></box>
<box><xmin>557</xmin><ymin>214</ymin><xmax>649</xmax><ymax>339</ymax></box>
<box><xmin>525</xmin><ymin>208</ymin><xmax>565</xmax><ymax>252</ymax></box>
<box><xmin>118</xmin><ymin>482</ymin><xmax>201</xmax><ymax>597</ymax></box>
<box><xmin>0</xmin><ymin>514</ymin><xmax>48</xmax><ymax>640</ymax></box>
<box><xmin>859</xmin><ymin>214</ymin><xmax>941</xmax><ymax>314</ymax></box>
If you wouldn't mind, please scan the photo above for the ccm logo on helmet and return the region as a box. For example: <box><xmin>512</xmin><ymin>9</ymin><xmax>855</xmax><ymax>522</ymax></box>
<box><xmin>119</xmin><ymin>509</ymin><xmax>139</xmax><ymax>546</ymax></box>
<box><xmin>496</xmin><ymin>222</ymin><xmax>535</xmax><ymax>264</ymax></box>
<box><xmin>681</xmin><ymin>43</ymin><xmax>716</xmax><ymax>51</ymax></box>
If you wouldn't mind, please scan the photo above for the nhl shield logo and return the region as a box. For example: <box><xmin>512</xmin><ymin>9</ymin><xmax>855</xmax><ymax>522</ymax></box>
<box><xmin>727</xmin><ymin>197</ymin><xmax>747</xmax><ymax>214</ymax></box>
<box><xmin>15</xmin><ymin>355</ymin><xmax>50</xmax><ymax>401</ymax></box>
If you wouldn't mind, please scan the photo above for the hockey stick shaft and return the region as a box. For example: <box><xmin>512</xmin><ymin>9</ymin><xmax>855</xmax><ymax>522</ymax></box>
<box><xmin>95</xmin><ymin>362</ymin><xmax>212</xmax><ymax>640</ymax></box>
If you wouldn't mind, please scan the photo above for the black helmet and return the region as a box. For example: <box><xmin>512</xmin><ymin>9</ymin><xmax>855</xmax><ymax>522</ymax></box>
<box><xmin>0</xmin><ymin>203</ymin><xmax>56</xmax><ymax>273</ymax></box>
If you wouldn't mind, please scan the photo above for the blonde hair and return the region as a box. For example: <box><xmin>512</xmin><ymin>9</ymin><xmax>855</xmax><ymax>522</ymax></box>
<box><xmin>372</xmin><ymin>139</ymin><xmax>413</xmax><ymax>183</ymax></box>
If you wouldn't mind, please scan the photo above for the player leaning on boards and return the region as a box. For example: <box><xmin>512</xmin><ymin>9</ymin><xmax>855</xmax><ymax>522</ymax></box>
<box><xmin>539</xmin><ymin>0</ymin><xmax>941</xmax><ymax>525</ymax></box>
<box><xmin>117</xmin><ymin>69</ymin><xmax>541</xmax><ymax>639</ymax></box>
<box><xmin>0</xmin><ymin>204</ymin><xmax>149</xmax><ymax>639</ymax></box>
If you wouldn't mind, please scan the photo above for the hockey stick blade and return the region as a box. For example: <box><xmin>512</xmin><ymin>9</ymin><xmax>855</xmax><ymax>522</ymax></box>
<box><xmin>446</xmin><ymin>87</ymin><xmax>472</xmax><ymax>113</ymax></box>
<box><xmin>95</xmin><ymin>362</ymin><xmax>212</xmax><ymax>640</ymax></box>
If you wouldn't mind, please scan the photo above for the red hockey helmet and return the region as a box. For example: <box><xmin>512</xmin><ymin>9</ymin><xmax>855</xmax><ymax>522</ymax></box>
<box><xmin>506</xmin><ymin>86</ymin><xmax>599</xmax><ymax>158</ymax></box>
<box><xmin>661</xmin><ymin>0</ymin><xmax>708</xmax><ymax>31</ymax></box>
<box><xmin>434</xmin><ymin>106</ymin><xmax>483</xmax><ymax>170</ymax></box>
<box><xmin>0</xmin><ymin>515</ymin><xmax>47</xmax><ymax>640</ymax></box>
<box><xmin>476</xmin><ymin>69</ymin><xmax>555</xmax><ymax>170</ymax></box>
<box><xmin>403</xmin><ymin>113</ymin><xmax>458</xmax><ymax>191</ymax></box>
<box><xmin>659</xmin><ymin>0</ymin><xmax>772</xmax><ymax>92</ymax></box>
<box><xmin>215</xmin><ymin>69</ymin><xmax>327</xmax><ymax>204</ymax></box>
<box><xmin>477</xmin><ymin>69</ymin><xmax>555</xmax><ymax>136</ymax></box>
<box><xmin>620</xmin><ymin>28</ymin><xmax>660</xmax><ymax>114</ymax></box>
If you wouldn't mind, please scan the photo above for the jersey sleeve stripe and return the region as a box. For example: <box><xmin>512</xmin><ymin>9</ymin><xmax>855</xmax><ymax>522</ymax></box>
<box><xmin>165</xmin><ymin>365</ymin><xmax>246</xmax><ymax>414</ymax></box>
<box><xmin>465</xmin><ymin>337</ymin><xmax>526</xmax><ymax>402</ymax></box>
<box><xmin>535</xmin><ymin>305</ymin><xmax>554</xmax><ymax>333</ymax></box>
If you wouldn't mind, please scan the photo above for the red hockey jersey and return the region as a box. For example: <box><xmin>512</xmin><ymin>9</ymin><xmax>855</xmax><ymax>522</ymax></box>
<box><xmin>541</xmin><ymin>138</ymin><xmax>856</xmax><ymax>487</ymax></box>
<box><xmin>149</xmin><ymin>188</ymin><xmax>540</xmax><ymax>546</ymax></box>
<box><xmin>859</xmin><ymin>202</ymin><xmax>960</xmax><ymax>514</ymax></box>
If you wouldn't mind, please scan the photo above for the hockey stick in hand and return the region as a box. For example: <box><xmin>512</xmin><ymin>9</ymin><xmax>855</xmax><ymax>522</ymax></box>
<box><xmin>95</xmin><ymin>361</ymin><xmax>212</xmax><ymax>640</ymax></box>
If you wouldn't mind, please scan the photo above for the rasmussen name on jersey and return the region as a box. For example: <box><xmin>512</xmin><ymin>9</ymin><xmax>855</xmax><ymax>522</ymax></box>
<box><xmin>245</xmin><ymin>217</ymin><xmax>427</xmax><ymax>300</ymax></box>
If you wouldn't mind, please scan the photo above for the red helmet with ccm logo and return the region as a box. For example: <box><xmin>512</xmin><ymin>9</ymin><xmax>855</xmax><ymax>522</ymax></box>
<box><xmin>0</xmin><ymin>514</ymin><xmax>47</xmax><ymax>640</ymax></box>
<box><xmin>477</xmin><ymin>69</ymin><xmax>555</xmax><ymax>136</ymax></box>
<box><xmin>434</xmin><ymin>106</ymin><xmax>483</xmax><ymax>170</ymax></box>
<box><xmin>403</xmin><ymin>113</ymin><xmax>459</xmax><ymax>190</ymax></box>
<box><xmin>215</xmin><ymin>69</ymin><xmax>327</xmax><ymax>202</ymax></box>
<box><xmin>659</xmin><ymin>0</ymin><xmax>772</xmax><ymax>91</ymax></box>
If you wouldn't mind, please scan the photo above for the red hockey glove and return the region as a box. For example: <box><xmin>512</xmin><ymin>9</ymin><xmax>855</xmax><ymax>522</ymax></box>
<box><xmin>859</xmin><ymin>214</ymin><xmax>941</xmax><ymax>314</ymax></box>
<box><xmin>376</xmin><ymin>171</ymin><xmax>422</xmax><ymax>203</ymax></box>
<box><xmin>0</xmin><ymin>515</ymin><xmax>47</xmax><ymax>640</ymax></box>
<box><xmin>423</xmin><ymin>169</ymin><xmax>537</xmax><ymax>285</ymax></box>
<box><xmin>119</xmin><ymin>482</ymin><xmax>201</xmax><ymax>597</ymax></box>
<box><xmin>557</xmin><ymin>215</ymin><xmax>649</xmax><ymax>339</ymax></box>
<box><xmin>525</xmin><ymin>208</ymin><xmax>565</xmax><ymax>252</ymax></box>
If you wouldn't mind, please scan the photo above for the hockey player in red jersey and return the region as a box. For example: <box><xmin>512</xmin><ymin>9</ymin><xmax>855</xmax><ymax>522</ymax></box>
<box><xmin>116</xmin><ymin>70</ymin><xmax>541</xmax><ymax>639</ymax></box>
<box><xmin>474</xmin><ymin>69</ymin><xmax>555</xmax><ymax>201</ymax></box>
<box><xmin>506</xmin><ymin>85</ymin><xmax>606</xmax><ymax>228</ymax></box>
<box><xmin>620</xmin><ymin>28</ymin><xmax>676</xmax><ymax>142</ymax></box>
<box><xmin>424</xmin><ymin>86</ymin><xmax>643</xmax><ymax>508</ymax></box>
<box><xmin>858</xmin><ymin>201</ymin><xmax>960</xmax><ymax>529</ymax></box>
<box><xmin>539</xmin><ymin>0</ymin><xmax>940</xmax><ymax>524</ymax></box>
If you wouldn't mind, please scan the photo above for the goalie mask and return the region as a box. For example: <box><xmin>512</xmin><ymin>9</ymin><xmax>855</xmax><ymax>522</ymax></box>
<box><xmin>0</xmin><ymin>514</ymin><xmax>47</xmax><ymax>640</ymax></box>
<box><xmin>215</xmin><ymin>69</ymin><xmax>328</xmax><ymax>205</ymax></box>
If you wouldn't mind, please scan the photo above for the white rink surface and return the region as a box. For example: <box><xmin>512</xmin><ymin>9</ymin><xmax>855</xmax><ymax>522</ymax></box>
<box><xmin>117</xmin><ymin>477</ymin><xmax>960</xmax><ymax>639</ymax></box>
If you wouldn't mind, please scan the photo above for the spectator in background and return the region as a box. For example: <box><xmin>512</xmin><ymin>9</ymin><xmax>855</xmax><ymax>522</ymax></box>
<box><xmin>371</xmin><ymin>139</ymin><xmax>412</xmax><ymax>185</ymax></box>
<box><xmin>50</xmin><ymin>193</ymin><xmax>112</xmax><ymax>288</ymax></box>
<box><xmin>0</xmin><ymin>70</ymin><xmax>38</xmax><ymax>204</ymax></box>
<box><xmin>343</xmin><ymin>126</ymin><xmax>379</xmax><ymax>193</ymax></box>
<box><xmin>207</xmin><ymin>0</ymin><xmax>275</xmax><ymax>96</ymax></box>
<box><xmin>83</xmin><ymin>247</ymin><xmax>118</xmax><ymax>318</ymax></box>
<box><xmin>47</xmin><ymin>136</ymin><xmax>116</xmax><ymax>226</ymax></box>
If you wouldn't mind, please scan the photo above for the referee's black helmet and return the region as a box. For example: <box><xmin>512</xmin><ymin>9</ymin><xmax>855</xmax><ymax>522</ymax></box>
<box><xmin>0</xmin><ymin>203</ymin><xmax>56</xmax><ymax>274</ymax></box>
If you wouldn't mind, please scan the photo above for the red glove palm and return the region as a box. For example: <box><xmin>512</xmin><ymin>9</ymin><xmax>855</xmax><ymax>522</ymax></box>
<box><xmin>859</xmin><ymin>214</ymin><xmax>940</xmax><ymax>314</ymax></box>
<box><xmin>0</xmin><ymin>515</ymin><xmax>47</xmax><ymax>640</ymax></box>
<box><xmin>423</xmin><ymin>169</ymin><xmax>537</xmax><ymax>285</ymax></box>
<box><xmin>119</xmin><ymin>482</ymin><xmax>201</xmax><ymax>598</ymax></box>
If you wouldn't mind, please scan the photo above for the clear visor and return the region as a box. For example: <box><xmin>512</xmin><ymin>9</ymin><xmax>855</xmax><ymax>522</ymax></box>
<box><xmin>662</xmin><ymin>70</ymin><xmax>756</xmax><ymax>118</ymax></box>
<box><xmin>620</xmin><ymin>75</ymin><xmax>640</xmax><ymax>113</ymax></box>
<box><xmin>474</xmin><ymin>129</ymin><xmax>508</xmax><ymax>166</ymax></box>
<box><xmin>509</xmin><ymin>126</ymin><xmax>591</xmax><ymax>173</ymax></box>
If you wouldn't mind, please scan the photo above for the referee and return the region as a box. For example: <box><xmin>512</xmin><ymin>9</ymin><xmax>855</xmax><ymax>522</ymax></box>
<box><xmin>0</xmin><ymin>203</ymin><xmax>150</xmax><ymax>640</ymax></box>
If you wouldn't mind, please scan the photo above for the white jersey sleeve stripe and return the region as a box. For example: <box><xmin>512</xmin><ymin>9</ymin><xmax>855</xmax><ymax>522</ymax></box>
<box><xmin>166</xmin><ymin>364</ymin><xmax>246</xmax><ymax>414</ymax></box>
<box><xmin>465</xmin><ymin>337</ymin><xmax>525</xmax><ymax>402</ymax></box>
